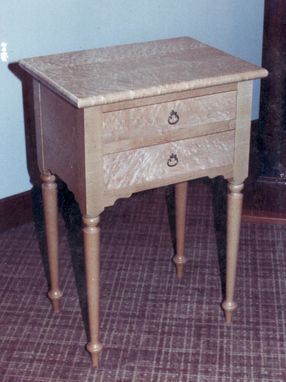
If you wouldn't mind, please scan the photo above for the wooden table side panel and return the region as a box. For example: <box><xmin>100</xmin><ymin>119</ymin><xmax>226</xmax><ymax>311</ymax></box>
<box><xmin>39</xmin><ymin>84</ymin><xmax>86</xmax><ymax>209</ymax></box>
<box><xmin>83</xmin><ymin>106</ymin><xmax>105</xmax><ymax>216</ymax></box>
<box><xmin>233</xmin><ymin>81</ymin><xmax>253</xmax><ymax>184</ymax></box>
<box><xmin>33</xmin><ymin>80</ymin><xmax>46</xmax><ymax>173</ymax></box>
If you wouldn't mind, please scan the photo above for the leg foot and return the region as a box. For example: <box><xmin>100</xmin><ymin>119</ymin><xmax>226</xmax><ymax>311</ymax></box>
<box><xmin>91</xmin><ymin>353</ymin><xmax>100</xmax><ymax>368</ymax></box>
<box><xmin>83</xmin><ymin>215</ymin><xmax>103</xmax><ymax>367</ymax></box>
<box><xmin>175</xmin><ymin>263</ymin><xmax>185</xmax><ymax>279</ymax></box>
<box><xmin>51</xmin><ymin>300</ymin><xmax>60</xmax><ymax>313</ymax></box>
<box><xmin>222</xmin><ymin>182</ymin><xmax>243</xmax><ymax>323</ymax></box>
<box><xmin>173</xmin><ymin>182</ymin><xmax>188</xmax><ymax>278</ymax></box>
<box><xmin>41</xmin><ymin>173</ymin><xmax>63</xmax><ymax>313</ymax></box>
<box><xmin>48</xmin><ymin>290</ymin><xmax>63</xmax><ymax>312</ymax></box>
<box><xmin>222</xmin><ymin>301</ymin><xmax>237</xmax><ymax>324</ymax></box>
<box><xmin>87</xmin><ymin>343</ymin><xmax>103</xmax><ymax>368</ymax></box>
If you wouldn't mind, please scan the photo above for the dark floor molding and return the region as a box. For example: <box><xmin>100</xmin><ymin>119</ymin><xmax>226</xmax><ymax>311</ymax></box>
<box><xmin>241</xmin><ymin>119</ymin><xmax>286</xmax><ymax>224</ymax></box>
<box><xmin>242</xmin><ymin>209</ymin><xmax>286</xmax><ymax>225</ymax></box>
<box><xmin>0</xmin><ymin>190</ymin><xmax>33</xmax><ymax>232</ymax></box>
<box><xmin>242</xmin><ymin>179</ymin><xmax>286</xmax><ymax>225</ymax></box>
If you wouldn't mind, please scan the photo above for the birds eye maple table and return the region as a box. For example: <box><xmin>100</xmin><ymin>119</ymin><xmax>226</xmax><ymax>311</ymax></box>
<box><xmin>19</xmin><ymin>37</ymin><xmax>267</xmax><ymax>367</ymax></box>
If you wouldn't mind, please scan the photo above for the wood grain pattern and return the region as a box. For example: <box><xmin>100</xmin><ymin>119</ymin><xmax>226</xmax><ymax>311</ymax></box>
<box><xmin>20</xmin><ymin>37</ymin><xmax>267</xmax><ymax>108</ymax></box>
<box><xmin>103</xmin><ymin>131</ymin><xmax>235</xmax><ymax>193</ymax></box>
<box><xmin>103</xmin><ymin>91</ymin><xmax>236</xmax><ymax>149</ymax></box>
<box><xmin>101</xmin><ymin>83</ymin><xmax>237</xmax><ymax>112</ymax></box>
<box><xmin>103</xmin><ymin>120</ymin><xmax>235</xmax><ymax>155</ymax></box>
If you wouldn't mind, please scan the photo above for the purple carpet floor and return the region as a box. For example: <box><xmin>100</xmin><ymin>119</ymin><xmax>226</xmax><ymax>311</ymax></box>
<box><xmin>0</xmin><ymin>180</ymin><xmax>286</xmax><ymax>381</ymax></box>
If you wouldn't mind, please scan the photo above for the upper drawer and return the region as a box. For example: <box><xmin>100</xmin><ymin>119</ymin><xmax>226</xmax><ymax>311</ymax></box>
<box><xmin>103</xmin><ymin>91</ymin><xmax>236</xmax><ymax>154</ymax></box>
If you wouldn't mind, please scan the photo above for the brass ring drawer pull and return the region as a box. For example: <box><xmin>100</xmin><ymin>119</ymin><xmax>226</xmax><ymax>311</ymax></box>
<box><xmin>167</xmin><ymin>153</ymin><xmax>179</xmax><ymax>167</ymax></box>
<box><xmin>168</xmin><ymin>110</ymin><xmax>179</xmax><ymax>125</ymax></box>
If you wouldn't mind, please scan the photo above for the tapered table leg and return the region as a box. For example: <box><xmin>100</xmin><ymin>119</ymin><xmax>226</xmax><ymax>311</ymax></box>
<box><xmin>83</xmin><ymin>215</ymin><xmax>103</xmax><ymax>367</ymax></box>
<box><xmin>41</xmin><ymin>173</ymin><xmax>63</xmax><ymax>312</ymax></box>
<box><xmin>173</xmin><ymin>181</ymin><xmax>188</xmax><ymax>278</ymax></box>
<box><xmin>222</xmin><ymin>182</ymin><xmax>244</xmax><ymax>323</ymax></box>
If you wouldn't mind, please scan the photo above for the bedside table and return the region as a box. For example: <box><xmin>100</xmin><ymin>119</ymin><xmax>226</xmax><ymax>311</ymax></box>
<box><xmin>19</xmin><ymin>37</ymin><xmax>267</xmax><ymax>367</ymax></box>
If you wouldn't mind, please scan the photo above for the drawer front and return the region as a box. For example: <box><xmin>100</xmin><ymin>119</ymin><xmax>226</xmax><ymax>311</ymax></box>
<box><xmin>103</xmin><ymin>130</ymin><xmax>235</xmax><ymax>193</ymax></box>
<box><xmin>103</xmin><ymin>91</ymin><xmax>236</xmax><ymax>152</ymax></box>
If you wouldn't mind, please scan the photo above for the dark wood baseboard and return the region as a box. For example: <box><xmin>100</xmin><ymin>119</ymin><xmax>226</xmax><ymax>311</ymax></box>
<box><xmin>0</xmin><ymin>190</ymin><xmax>33</xmax><ymax>232</ymax></box>
<box><xmin>241</xmin><ymin>119</ymin><xmax>286</xmax><ymax>224</ymax></box>
<box><xmin>242</xmin><ymin>177</ymin><xmax>286</xmax><ymax>224</ymax></box>
<box><xmin>242</xmin><ymin>209</ymin><xmax>286</xmax><ymax>225</ymax></box>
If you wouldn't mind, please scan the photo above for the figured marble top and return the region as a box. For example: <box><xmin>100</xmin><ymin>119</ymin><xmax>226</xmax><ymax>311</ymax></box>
<box><xmin>19</xmin><ymin>37</ymin><xmax>268</xmax><ymax>108</ymax></box>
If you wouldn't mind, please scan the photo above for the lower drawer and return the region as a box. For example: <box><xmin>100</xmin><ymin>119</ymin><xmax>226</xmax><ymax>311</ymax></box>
<box><xmin>103</xmin><ymin>130</ymin><xmax>235</xmax><ymax>193</ymax></box>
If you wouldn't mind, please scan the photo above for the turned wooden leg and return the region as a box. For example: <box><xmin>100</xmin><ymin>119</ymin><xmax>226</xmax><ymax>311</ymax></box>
<box><xmin>222</xmin><ymin>182</ymin><xmax>244</xmax><ymax>323</ymax></box>
<box><xmin>83</xmin><ymin>215</ymin><xmax>103</xmax><ymax>367</ymax></box>
<box><xmin>41</xmin><ymin>173</ymin><xmax>63</xmax><ymax>312</ymax></box>
<box><xmin>173</xmin><ymin>181</ymin><xmax>188</xmax><ymax>278</ymax></box>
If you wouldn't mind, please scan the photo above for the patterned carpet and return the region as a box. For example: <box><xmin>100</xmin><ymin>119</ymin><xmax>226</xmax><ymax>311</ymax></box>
<box><xmin>0</xmin><ymin>180</ymin><xmax>286</xmax><ymax>382</ymax></box>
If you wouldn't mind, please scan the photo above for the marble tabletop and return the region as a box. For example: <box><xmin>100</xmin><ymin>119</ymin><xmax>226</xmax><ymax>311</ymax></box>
<box><xmin>19</xmin><ymin>37</ymin><xmax>268</xmax><ymax>108</ymax></box>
